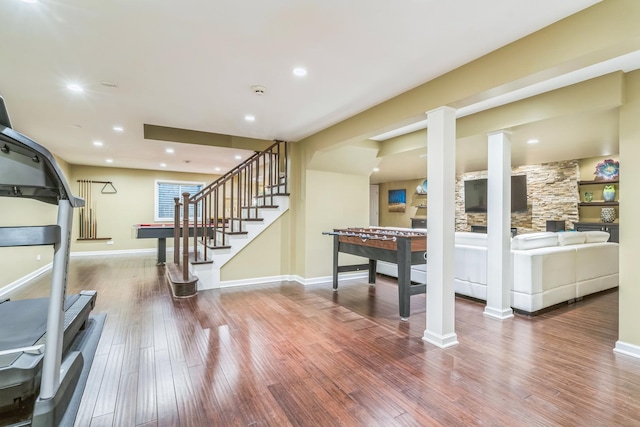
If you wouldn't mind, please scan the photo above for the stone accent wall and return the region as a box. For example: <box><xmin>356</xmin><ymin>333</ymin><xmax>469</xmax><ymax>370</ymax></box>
<box><xmin>455</xmin><ymin>160</ymin><xmax>579</xmax><ymax>234</ymax></box>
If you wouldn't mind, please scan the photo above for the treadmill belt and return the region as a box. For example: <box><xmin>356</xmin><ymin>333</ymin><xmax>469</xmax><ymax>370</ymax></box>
<box><xmin>0</xmin><ymin>295</ymin><xmax>80</xmax><ymax>351</ymax></box>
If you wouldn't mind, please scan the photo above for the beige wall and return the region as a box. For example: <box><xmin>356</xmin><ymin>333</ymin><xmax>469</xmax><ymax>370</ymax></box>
<box><xmin>378</xmin><ymin>179</ymin><xmax>426</xmax><ymax>228</ymax></box>
<box><xmin>69</xmin><ymin>165</ymin><xmax>217</xmax><ymax>253</ymax></box>
<box><xmin>221</xmin><ymin>211</ymin><xmax>291</xmax><ymax>281</ymax></box>
<box><xmin>303</xmin><ymin>169</ymin><xmax>370</xmax><ymax>279</ymax></box>
<box><xmin>619</xmin><ymin>70</ymin><xmax>640</xmax><ymax>347</ymax></box>
<box><xmin>0</xmin><ymin>198</ymin><xmax>58</xmax><ymax>286</ymax></box>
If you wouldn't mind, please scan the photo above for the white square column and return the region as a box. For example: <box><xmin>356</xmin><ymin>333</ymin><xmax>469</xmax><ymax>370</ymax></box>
<box><xmin>484</xmin><ymin>130</ymin><xmax>514</xmax><ymax>320</ymax></box>
<box><xmin>423</xmin><ymin>106</ymin><xmax>458</xmax><ymax>348</ymax></box>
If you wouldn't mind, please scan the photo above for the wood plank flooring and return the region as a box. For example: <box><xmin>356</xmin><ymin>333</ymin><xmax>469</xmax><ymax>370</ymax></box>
<box><xmin>7</xmin><ymin>254</ymin><xmax>640</xmax><ymax>426</ymax></box>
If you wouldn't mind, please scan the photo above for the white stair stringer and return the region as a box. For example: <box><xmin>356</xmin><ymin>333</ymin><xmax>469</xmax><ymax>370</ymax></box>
<box><xmin>193</xmin><ymin>195</ymin><xmax>289</xmax><ymax>290</ymax></box>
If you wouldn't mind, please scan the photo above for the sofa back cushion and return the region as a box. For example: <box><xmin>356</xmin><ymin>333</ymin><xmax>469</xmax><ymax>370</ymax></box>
<box><xmin>455</xmin><ymin>232</ymin><xmax>488</xmax><ymax>247</ymax></box>
<box><xmin>557</xmin><ymin>231</ymin><xmax>587</xmax><ymax>246</ymax></box>
<box><xmin>584</xmin><ymin>230</ymin><xmax>610</xmax><ymax>243</ymax></box>
<box><xmin>511</xmin><ymin>232</ymin><xmax>558</xmax><ymax>250</ymax></box>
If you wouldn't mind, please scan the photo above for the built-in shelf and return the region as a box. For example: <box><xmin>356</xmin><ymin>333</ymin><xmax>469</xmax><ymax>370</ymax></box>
<box><xmin>578</xmin><ymin>179</ymin><xmax>619</xmax><ymax>185</ymax></box>
<box><xmin>578</xmin><ymin>201</ymin><xmax>619</xmax><ymax>207</ymax></box>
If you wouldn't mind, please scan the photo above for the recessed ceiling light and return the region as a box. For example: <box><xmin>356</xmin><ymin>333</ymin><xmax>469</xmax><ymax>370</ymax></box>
<box><xmin>293</xmin><ymin>67</ymin><xmax>307</xmax><ymax>77</ymax></box>
<box><xmin>160</xmin><ymin>163</ymin><xmax>167</xmax><ymax>167</ymax></box>
<box><xmin>244</xmin><ymin>114</ymin><xmax>255</xmax><ymax>122</ymax></box>
<box><xmin>527</xmin><ymin>139</ymin><xmax>539</xmax><ymax>144</ymax></box>
<box><xmin>112</xmin><ymin>126</ymin><xmax>124</xmax><ymax>132</ymax></box>
<box><xmin>373</xmin><ymin>167</ymin><xmax>380</xmax><ymax>172</ymax></box>
<box><xmin>21</xmin><ymin>0</ymin><xmax>38</xmax><ymax>4</ymax></box>
<box><xmin>165</xmin><ymin>148</ymin><xmax>175</xmax><ymax>154</ymax></box>
<box><xmin>67</xmin><ymin>84</ymin><xmax>84</xmax><ymax>93</ymax></box>
<box><xmin>234</xmin><ymin>155</ymin><xmax>242</xmax><ymax>160</ymax></box>
<box><xmin>215</xmin><ymin>167</ymin><xmax>221</xmax><ymax>172</ymax></box>
<box><xmin>93</xmin><ymin>141</ymin><xmax>103</xmax><ymax>147</ymax></box>
<box><xmin>105</xmin><ymin>159</ymin><xmax>113</xmax><ymax>163</ymax></box>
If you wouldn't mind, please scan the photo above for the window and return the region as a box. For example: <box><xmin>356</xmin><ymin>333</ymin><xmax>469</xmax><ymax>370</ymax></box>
<box><xmin>155</xmin><ymin>180</ymin><xmax>204</xmax><ymax>222</ymax></box>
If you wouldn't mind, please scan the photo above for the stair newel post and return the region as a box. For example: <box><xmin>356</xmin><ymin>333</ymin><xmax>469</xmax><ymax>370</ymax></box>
<box><xmin>174</xmin><ymin>197</ymin><xmax>180</xmax><ymax>265</ymax></box>
<box><xmin>182</xmin><ymin>192</ymin><xmax>190</xmax><ymax>281</ymax></box>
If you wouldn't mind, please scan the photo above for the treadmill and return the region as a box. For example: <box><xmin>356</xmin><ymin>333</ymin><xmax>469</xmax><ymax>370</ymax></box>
<box><xmin>0</xmin><ymin>95</ymin><xmax>97</xmax><ymax>426</ymax></box>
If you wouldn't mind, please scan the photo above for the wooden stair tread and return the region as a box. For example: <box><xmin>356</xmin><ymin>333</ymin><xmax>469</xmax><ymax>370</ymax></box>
<box><xmin>205</xmin><ymin>244</ymin><xmax>232</xmax><ymax>250</ymax></box>
<box><xmin>189</xmin><ymin>253</ymin><xmax>213</xmax><ymax>265</ymax></box>
<box><xmin>241</xmin><ymin>205</ymin><xmax>279</xmax><ymax>209</ymax></box>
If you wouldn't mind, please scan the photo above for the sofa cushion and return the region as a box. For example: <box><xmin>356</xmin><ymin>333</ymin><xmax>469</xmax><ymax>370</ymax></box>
<box><xmin>557</xmin><ymin>231</ymin><xmax>587</xmax><ymax>246</ymax></box>
<box><xmin>455</xmin><ymin>232</ymin><xmax>488</xmax><ymax>247</ymax></box>
<box><xmin>511</xmin><ymin>232</ymin><xmax>558</xmax><ymax>250</ymax></box>
<box><xmin>584</xmin><ymin>230</ymin><xmax>610</xmax><ymax>243</ymax></box>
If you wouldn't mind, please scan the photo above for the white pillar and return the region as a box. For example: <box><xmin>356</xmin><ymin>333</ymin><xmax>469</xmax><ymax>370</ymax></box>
<box><xmin>484</xmin><ymin>130</ymin><xmax>514</xmax><ymax>320</ymax></box>
<box><xmin>423</xmin><ymin>106</ymin><xmax>458</xmax><ymax>348</ymax></box>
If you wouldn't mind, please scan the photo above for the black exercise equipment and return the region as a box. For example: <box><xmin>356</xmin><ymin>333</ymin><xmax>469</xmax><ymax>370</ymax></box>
<box><xmin>0</xmin><ymin>95</ymin><xmax>97</xmax><ymax>426</ymax></box>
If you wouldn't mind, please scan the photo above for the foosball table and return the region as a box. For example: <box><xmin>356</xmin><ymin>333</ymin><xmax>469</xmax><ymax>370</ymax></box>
<box><xmin>323</xmin><ymin>227</ymin><xmax>427</xmax><ymax>320</ymax></box>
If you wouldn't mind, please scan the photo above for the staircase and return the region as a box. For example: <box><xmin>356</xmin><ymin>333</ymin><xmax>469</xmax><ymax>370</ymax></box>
<box><xmin>166</xmin><ymin>140</ymin><xmax>290</xmax><ymax>296</ymax></box>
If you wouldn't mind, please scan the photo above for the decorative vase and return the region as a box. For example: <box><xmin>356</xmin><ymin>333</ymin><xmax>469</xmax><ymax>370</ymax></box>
<box><xmin>602</xmin><ymin>184</ymin><xmax>616</xmax><ymax>202</ymax></box>
<box><xmin>601</xmin><ymin>207</ymin><xmax>616</xmax><ymax>223</ymax></box>
<box><xmin>584</xmin><ymin>191</ymin><xmax>593</xmax><ymax>202</ymax></box>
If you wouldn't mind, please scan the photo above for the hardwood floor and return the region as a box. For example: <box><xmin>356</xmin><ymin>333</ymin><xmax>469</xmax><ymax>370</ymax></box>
<box><xmin>8</xmin><ymin>254</ymin><xmax>640</xmax><ymax>426</ymax></box>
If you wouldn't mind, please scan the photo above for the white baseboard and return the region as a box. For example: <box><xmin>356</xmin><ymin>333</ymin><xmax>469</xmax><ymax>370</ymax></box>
<box><xmin>614</xmin><ymin>341</ymin><xmax>640</xmax><ymax>359</ymax></box>
<box><xmin>0</xmin><ymin>262</ymin><xmax>53</xmax><ymax>299</ymax></box>
<box><xmin>210</xmin><ymin>272</ymin><xmax>368</xmax><ymax>289</ymax></box>
<box><xmin>483</xmin><ymin>306</ymin><xmax>515</xmax><ymax>320</ymax></box>
<box><xmin>422</xmin><ymin>330</ymin><xmax>459</xmax><ymax>349</ymax></box>
<box><xmin>219</xmin><ymin>274</ymin><xmax>296</xmax><ymax>289</ymax></box>
<box><xmin>71</xmin><ymin>248</ymin><xmax>157</xmax><ymax>257</ymax></box>
<box><xmin>294</xmin><ymin>272</ymin><xmax>368</xmax><ymax>286</ymax></box>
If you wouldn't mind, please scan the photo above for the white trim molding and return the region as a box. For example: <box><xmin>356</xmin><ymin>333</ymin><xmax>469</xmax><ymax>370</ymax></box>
<box><xmin>218</xmin><ymin>275</ymin><xmax>296</xmax><ymax>289</ymax></box>
<box><xmin>614</xmin><ymin>341</ymin><xmax>640</xmax><ymax>359</ymax></box>
<box><xmin>293</xmin><ymin>272</ymin><xmax>368</xmax><ymax>286</ymax></box>
<box><xmin>71</xmin><ymin>248</ymin><xmax>157</xmax><ymax>257</ymax></box>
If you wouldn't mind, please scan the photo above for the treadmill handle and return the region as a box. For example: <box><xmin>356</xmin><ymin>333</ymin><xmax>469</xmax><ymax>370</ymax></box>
<box><xmin>0</xmin><ymin>344</ymin><xmax>44</xmax><ymax>356</ymax></box>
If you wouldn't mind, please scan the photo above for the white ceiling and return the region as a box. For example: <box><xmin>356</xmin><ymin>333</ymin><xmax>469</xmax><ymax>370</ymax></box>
<box><xmin>0</xmin><ymin>0</ymin><xmax>606</xmax><ymax>177</ymax></box>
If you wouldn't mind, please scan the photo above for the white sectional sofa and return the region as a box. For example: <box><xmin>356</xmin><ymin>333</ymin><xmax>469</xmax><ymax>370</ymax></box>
<box><xmin>377</xmin><ymin>229</ymin><xmax>619</xmax><ymax>314</ymax></box>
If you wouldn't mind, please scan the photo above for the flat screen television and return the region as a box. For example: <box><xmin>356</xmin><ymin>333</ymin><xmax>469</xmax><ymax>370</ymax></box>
<box><xmin>464</xmin><ymin>175</ymin><xmax>527</xmax><ymax>213</ymax></box>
